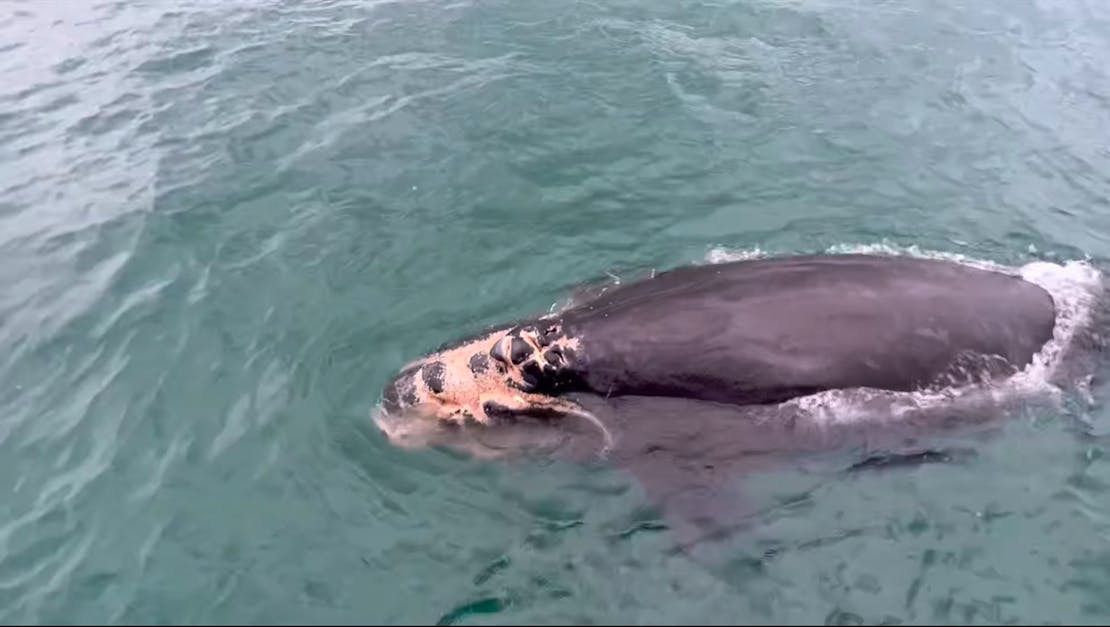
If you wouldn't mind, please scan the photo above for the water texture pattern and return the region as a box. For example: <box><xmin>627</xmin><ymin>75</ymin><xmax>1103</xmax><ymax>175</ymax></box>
<box><xmin>2</xmin><ymin>0</ymin><xmax>1110</xmax><ymax>623</ymax></box>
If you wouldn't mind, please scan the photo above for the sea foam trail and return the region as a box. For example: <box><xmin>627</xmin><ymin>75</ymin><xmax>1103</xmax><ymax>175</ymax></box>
<box><xmin>702</xmin><ymin>244</ymin><xmax>1107</xmax><ymax>426</ymax></box>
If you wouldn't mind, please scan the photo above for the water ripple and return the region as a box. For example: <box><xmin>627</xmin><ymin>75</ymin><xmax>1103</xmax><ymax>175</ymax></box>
<box><xmin>2</xmin><ymin>0</ymin><xmax>1110</xmax><ymax>623</ymax></box>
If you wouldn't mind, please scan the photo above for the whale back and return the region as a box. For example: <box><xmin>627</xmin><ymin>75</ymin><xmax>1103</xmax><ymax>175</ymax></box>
<box><xmin>559</xmin><ymin>254</ymin><xmax>1057</xmax><ymax>405</ymax></box>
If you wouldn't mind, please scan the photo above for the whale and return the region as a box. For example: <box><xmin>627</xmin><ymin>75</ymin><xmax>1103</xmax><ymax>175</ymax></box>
<box><xmin>373</xmin><ymin>252</ymin><xmax>1104</xmax><ymax>545</ymax></box>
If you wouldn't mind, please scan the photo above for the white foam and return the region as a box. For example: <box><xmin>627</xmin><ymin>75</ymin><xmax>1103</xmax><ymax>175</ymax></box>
<box><xmin>705</xmin><ymin>241</ymin><xmax>1016</xmax><ymax>274</ymax></box>
<box><xmin>703</xmin><ymin>243</ymin><xmax>1106</xmax><ymax>425</ymax></box>
<box><xmin>704</xmin><ymin>245</ymin><xmax>768</xmax><ymax>265</ymax></box>
<box><xmin>1015</xmin><ymin>260</ymin><xmax>1103</xmax><ymax>382</ymax></box>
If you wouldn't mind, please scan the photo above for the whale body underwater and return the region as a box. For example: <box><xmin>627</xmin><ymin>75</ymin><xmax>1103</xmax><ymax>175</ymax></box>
<box><xmin>374</xmin><ymin>252</ymin><xmax>1107</xmax><ymax>542</ymax></box>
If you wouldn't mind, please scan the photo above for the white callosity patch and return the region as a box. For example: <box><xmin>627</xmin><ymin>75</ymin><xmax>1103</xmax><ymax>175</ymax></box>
<box><xmin>703</xmin><ymin>243</ymin><xmax>1106</xmax><ymax>425</ymax></box>
<box><xmin>373</xmin><ymin>322</ymin><xmax>612</xmax><ymax>452</ymax></box>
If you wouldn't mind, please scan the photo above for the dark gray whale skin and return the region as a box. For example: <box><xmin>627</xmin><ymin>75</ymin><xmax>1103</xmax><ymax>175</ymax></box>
<box><xmin>532</xmin><ymin>253</ymin><xmax>1057</xmax><ymax>405</ymax></box>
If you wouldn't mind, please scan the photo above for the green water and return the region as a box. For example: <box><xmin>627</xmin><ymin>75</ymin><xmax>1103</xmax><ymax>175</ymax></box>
<box><xmin>3</xmin><ymin>0</ymin><xmax>1110</xmax><ymax>623</ymax></box>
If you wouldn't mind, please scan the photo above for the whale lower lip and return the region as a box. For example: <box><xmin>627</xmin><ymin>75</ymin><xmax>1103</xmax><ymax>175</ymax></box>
<box><xmin>371</xmin><ymin>407</ymin><xmax>400</xmax><ymax>439</ymax></box>
<box><xmin>372</xmin><ymin>406</ymin><xmax>432</xmax><ymax>450</ymax></box>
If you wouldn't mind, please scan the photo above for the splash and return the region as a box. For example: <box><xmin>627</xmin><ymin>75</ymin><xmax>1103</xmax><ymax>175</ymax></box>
<box><xmin>703</xmin><ymin>243</ymin><xmax>1107</xmax><ymax>425</ymax></box>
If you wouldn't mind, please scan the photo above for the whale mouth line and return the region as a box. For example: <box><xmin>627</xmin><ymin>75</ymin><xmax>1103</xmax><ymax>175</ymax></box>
<box><xmin>372</xmin><ymin>398</ymin><xmax>615</xmax><ymax>460</ymax></box>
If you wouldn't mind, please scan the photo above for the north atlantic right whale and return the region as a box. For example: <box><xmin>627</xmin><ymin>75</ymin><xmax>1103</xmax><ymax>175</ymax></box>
<box><xmin>379</xmin><ymin>253</ymin><xmax>1059</xmax><ymax>425</ymax></box>
<box><xmin>373</xmin><ymin>252</ymin><xmax>1105</xmax><ymax>547</ymax></box>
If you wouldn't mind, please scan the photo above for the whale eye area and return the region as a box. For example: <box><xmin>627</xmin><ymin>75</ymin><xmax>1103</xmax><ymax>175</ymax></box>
<box><xmin>482</xmin><ymin>400</ymin><xmax>515</xmax><ymax>420</ymax></box>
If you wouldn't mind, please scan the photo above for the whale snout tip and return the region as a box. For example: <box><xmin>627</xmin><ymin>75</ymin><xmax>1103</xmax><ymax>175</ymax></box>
<box><xmin>372</xmin><ymin>403</ymin><xmax>435</xmax><ymax>450</ymax></box>
<box><xmin>374</xmin><ymin>357</ymin><xmax>488</xmax><ymax>451</ymax></box>
<box><xmin>381</xmin><ymin>362</ymin><xmax>420</xmax><ymax>408</ymax></box>
<box><xmin>379</xmin><ymin>359</ymin><xmax>429</xmax><ymax>414</ymax></box>
<box><xmin>374</xmin><ymin>365</ymin><xmax>442</xmax><ymax>449</ymax></box>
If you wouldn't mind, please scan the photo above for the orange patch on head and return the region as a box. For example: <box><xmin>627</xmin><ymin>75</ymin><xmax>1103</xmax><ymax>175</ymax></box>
<box><xmin>394</xmin><ymin>323</ymin><xmax>582</xmax><ymax>425</ymax></box>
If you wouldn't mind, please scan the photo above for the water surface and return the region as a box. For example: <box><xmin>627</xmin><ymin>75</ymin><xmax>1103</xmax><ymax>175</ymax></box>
<box><xmin>3</xmin><ymin>0</ymin><xmax>1110</xmax><ymax>623</ymax></box>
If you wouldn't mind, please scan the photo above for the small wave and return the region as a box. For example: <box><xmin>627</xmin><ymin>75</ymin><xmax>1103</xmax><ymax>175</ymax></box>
<box><xmin>703</xmin><ymin>243</ymin><xmax>1107</xmax><ymax>425</ymax></box>
<box><xmin>705</xmin><ymin>241</ymin><xmax>1018</xmax><ymax>273</ymax></box>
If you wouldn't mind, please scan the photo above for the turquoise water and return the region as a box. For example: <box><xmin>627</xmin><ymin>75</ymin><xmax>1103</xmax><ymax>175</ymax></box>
<box><xmin>3</xmin><ymin>0</ymin><xmax>1110</xmax><ymax>623</ymax></box>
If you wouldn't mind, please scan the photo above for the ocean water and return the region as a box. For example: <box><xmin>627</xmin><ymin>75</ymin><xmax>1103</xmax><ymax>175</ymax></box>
<box><xmin>3</xmin><ymin>0</ymin><xmax>1110</xmax><ymax>624</ymax></box>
